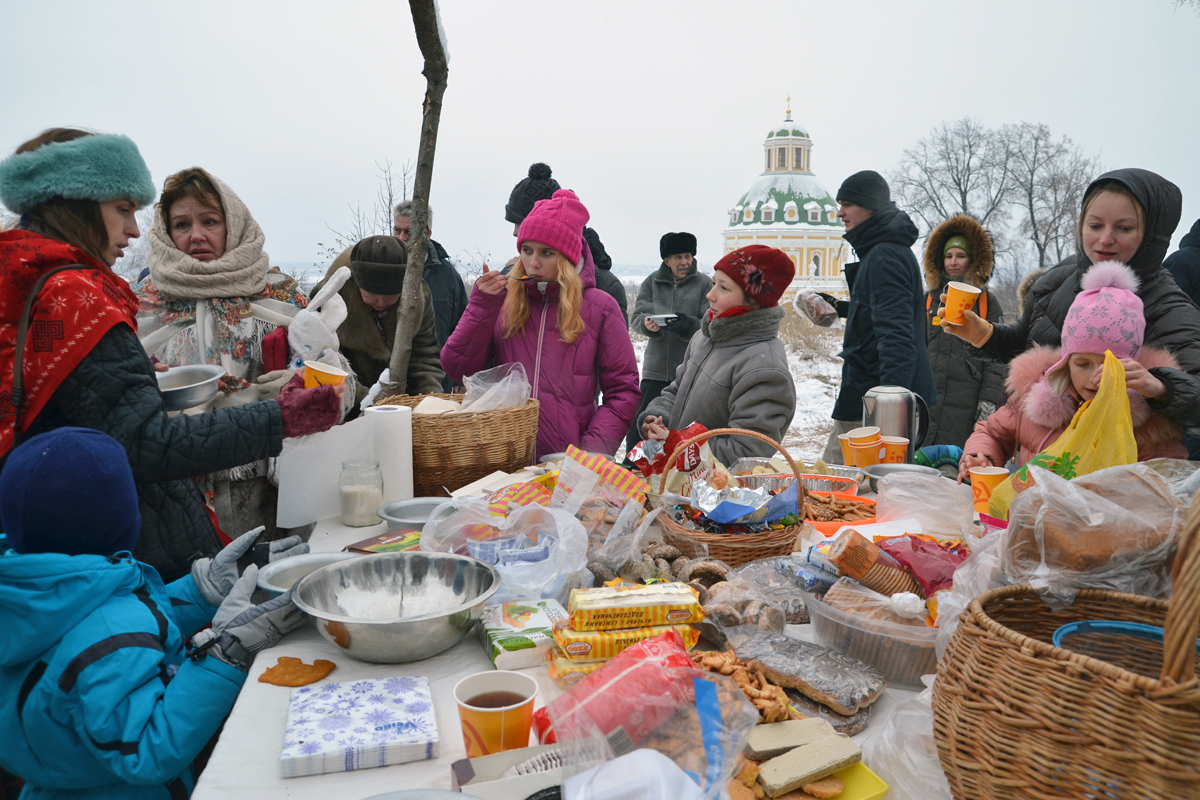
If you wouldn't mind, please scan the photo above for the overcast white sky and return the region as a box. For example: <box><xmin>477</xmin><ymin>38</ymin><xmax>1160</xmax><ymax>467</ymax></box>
<box><xmin>3</xmin><ymin>0</ymin><xmax>1198</xmax><ymax>271</ymax></box>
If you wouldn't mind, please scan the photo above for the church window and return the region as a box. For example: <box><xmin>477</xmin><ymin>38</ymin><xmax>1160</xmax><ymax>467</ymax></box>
<box><xmin>795</xmin><ymin>148</ymin><xmax>803</xmax><ymax>171</ymax></box>
<box><xmin>777</xmin><ymin>147</ymin><xmax>787</xmax><ymax>170</ymax></box>
<box><xmin>808</xmin><ymin>208</ymin><xmax>820</xmax><ymax>222</ymax></box>
<box><xmin>812</xmin><ymin>253</ymin><xmax>821</xmax><ymax>276</ymax></box>
<box><xmin>762</xmin><ymin>207</ymin><xmax>774</xmax><ymax>223</ymax></box>
<box><xmin>731</xmin><ymin>210</ymin><xmax>740</xmax><ymax>225</ymax></box>
<box><xmin>765</xmin><ymin>150</ymin><xmax>771</xmax><ymax>170</ymax></box>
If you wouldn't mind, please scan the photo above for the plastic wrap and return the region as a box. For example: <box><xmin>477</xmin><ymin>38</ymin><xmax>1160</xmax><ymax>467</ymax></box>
<box><xmin>858</xmin><ymin>675</ymin><xmax>952</xmax><ymax>800</ymax></box>
<box><xmin>792</xmin><ymin>289</ymin><xmax>839</xmax><ymax>327</ymax></box>
<box><xmin>933</xmin><ymin>525</ymin><xmax>1009</xmax><ymax>660</ymax></box>
<box><xmin>877</xmin><ymin>534</ymin><xmax>969</xmax><ymax>597</ymax></box>
<box><xmin>456</xmin><ymin>362</ymin><xmax>530</xmax><ymax>412</ymax></box>
<box><xmin>875</xmin><ymin>472</ymin><xmax>975</xmax><ymax>538</ymax></box>
<box><xmin>1003</xmin><ymin>463</ymin><xmax>1184</xmax><ymax>608</ymax></box>
<box><xmin>421</xmin><ymin>501</ymin><xmax>589</xmax><ymax>604</ymax></box>
<box><xmin>694</xmin><ymin>576</ymin><xmax>786</xmax><ymax>650</ymax></box>
<box><xmin>728</xmin><ymin>557</ymin><xmax>810</xmax><ymax>624</ymax></box>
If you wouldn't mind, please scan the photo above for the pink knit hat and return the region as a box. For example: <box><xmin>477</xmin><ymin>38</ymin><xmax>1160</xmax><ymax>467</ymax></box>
<box><xmin>1045</xmin><ymin>261</ymin><xmax>1145</xmax><ymax>396</ymax></box>
<box><xmin>516</xmin><ymin>189</ymin><xmax>590</xmax><ymax>266</ymax></box>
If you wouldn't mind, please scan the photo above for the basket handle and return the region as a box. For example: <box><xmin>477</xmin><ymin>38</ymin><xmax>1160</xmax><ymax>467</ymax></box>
<box><xmin>1160</xmin><ymin>485</ymin><xmax>1200</xmax><ymax>686</ymax></box>
<box><xmin>655</xmin><ymin>427</ymin><xmax>805</xmax><ymax>503</ymax></box>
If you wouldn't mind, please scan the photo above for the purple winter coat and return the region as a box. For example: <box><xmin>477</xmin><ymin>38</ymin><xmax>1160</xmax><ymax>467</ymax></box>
<box><xmin>441</xmin><ymin>241</ymin><xmax>640</xmax><ymax>460</ymax></box>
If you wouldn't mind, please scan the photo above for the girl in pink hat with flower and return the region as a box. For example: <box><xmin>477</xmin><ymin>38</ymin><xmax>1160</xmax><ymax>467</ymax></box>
<box><xmin>441</xmin><ymin>189</ymin><xmax>640</xmax><ymax>460</ymax></box>
<box><xmin>959</xmin><ymin>261</ymin><xmax>1187</xmax><ymax>481</ymax></box>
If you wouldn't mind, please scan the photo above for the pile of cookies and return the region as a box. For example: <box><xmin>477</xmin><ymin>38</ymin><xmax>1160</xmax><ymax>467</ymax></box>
<box><xmin>689</xmin><ymin>650</ymin><xmax>803</xmax><ymax>724</ymax></box>
<box><xmin>587</xmin><ymin>541</ymin><xmax>730</xmax><ymax>596</ymax></box>
<box><xmin>730</xmin><ymin>718</ymin><xmax>860</xmax><ymax>799</ymax></box>
<box><xmin>802</xmin><ymin>493</ymin><xmax>874</xmax><ymax>524</ymax></box>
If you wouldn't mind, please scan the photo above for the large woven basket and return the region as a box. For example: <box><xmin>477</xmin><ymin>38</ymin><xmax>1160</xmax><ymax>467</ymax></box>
<box><xmin>374</xmin><ymin>393</ymin><xmax>539</xmax><ymax>497</ymax></box>
<box><xmin>933</xmin><ymin>497</ymin><xmax>1200</xmax><ymax>799</ymax></box>
<box><xmin>656</xmin><ymin>427</ymin><xmax>806</xmax><ymax>567</ymax></box>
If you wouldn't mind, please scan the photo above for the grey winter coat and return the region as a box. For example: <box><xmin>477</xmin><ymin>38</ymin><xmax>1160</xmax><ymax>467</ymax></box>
<box><xmin>630</xmin><ymin>262</ymin><xmax>714</xmax><ymax>383</ymax></box>
<box><xmin>640</xmin><ymin>306</ymin><xmax>795</xmax><ymax>464</ymax></box>
<box><xmin>922</xmin><ymin>215</ymin><xmax>1007</xmax><ymax>449</ymax></box>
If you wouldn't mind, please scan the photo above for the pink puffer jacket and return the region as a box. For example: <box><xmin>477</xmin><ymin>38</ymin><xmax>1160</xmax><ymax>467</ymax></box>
<box><xmin>963</xmin><ymin>344</ymin><xmax>1187</xmax><ymax>468</ymax></box>
<box><xmin>441</xmin><ymin>241</ymin><xmax>640</xmax><ymax>460</ymax></box>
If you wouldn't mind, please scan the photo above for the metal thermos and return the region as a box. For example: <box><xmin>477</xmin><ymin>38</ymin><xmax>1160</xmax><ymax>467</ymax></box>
<box><xmin>861</xmin><ymin>386</ymin><xmax>930</xmax><ymax>463</ymax></box>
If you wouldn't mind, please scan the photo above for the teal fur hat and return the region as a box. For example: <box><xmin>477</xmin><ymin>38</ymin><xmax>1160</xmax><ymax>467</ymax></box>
<box><xmin>0</xmin><ymin>133</ymin><xmax>155</xmax><ymax>214</ymax></box>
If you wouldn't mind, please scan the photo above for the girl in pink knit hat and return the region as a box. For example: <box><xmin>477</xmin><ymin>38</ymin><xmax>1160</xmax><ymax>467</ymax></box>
<box><xmin>959</xmin><ymin>261</ymin><xmax>1186</xmax><ymax>481</ymax></box>
<box><xmin>440</xmin><ymin>189</ymin><xmax>640</xmax><ymax>460</ymax></box>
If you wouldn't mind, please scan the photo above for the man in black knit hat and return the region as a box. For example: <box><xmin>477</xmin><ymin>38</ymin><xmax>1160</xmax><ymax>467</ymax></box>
<box><xmin>503</xmin><ymin>163</ymin><xmax>628</xmax><ymax>322</ymax></box>
<box><xmin>624</xmin><ymin>231</ymin><xmax>712</xmax><ymax>462</ymax></box>
<box><xmin>818</xmin><ymin>170</ymin><xmax>938</xmax><ymax>464</ymax></box>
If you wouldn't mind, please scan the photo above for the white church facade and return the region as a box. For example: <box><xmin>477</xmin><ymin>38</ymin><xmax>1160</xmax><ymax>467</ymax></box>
<box><xmin>722</xmin><ymin>103</ymin><xmax>849</xmax><ymax>296</ymax></box>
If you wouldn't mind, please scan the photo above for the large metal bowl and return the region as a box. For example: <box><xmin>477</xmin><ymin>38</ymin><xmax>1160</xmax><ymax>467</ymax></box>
<box><xmin>156</xmin><ymin>364</ymin><xmax>225</xmax><ymax>411</ymax></box>
<box><xmin>376</xmin><ymin>497</ymin><xmax>448</xmax><ymax>531</ymax></box>
<box><xmin>293</xmin><ymin>552</ymin><xmax>500</xmax><ymax>663</ymax></box>
<box><xmin>862</xmin><ymin>462</ymin><xmax>941</xmax><ymax>493</ymax></box>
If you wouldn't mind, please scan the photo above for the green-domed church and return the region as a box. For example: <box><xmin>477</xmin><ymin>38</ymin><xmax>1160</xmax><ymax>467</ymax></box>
<box><xmin>722</xmin><ymin>101</ymin><xmax>849</xmax><ymax>295</ymax></box>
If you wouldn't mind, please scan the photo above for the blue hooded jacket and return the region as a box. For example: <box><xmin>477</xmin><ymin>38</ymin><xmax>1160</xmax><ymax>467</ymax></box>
<box><xmin>0</xmin><ymin>551</ymin><xmax>245</xmax><ymax>799</ymax></box>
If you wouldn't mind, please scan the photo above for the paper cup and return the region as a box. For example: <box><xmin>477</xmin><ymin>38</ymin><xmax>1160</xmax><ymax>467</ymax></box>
<box><xmin>837</xmin><ymin>434</ymin><xmax>854</xmax><ymax>465</ymax></box>
<box><xmin>453</xmin><ymin>670</ymin><xmax>537</xmax><ymax>758</ymax></box>
<box><xmin>969</xmin><ymin>466</ymin><xmax>1009</xmax><ymax>513</ymax></box>
<box><xmin>880</xmin><ymin>436</ymin><xmax>909</xmax><ymax>464</ymax></box>
<box><xmin>303</xmin><ymin>361</ymin><xmax>348</xmax><ymax>390</ymax></box>
<box><xmin>849</xmin><ymin>441</ymin><xmax>884</xmax><ymax>467</ymax></box>
<box><xmin>847</xmin><ymin>426</ymin><xmax>881</xmax><ymax>446</ymax></box>
<box><xmin>943</xmin><ymin>281</ymin><xmax>982</xmax><ymax>325</ymax></box>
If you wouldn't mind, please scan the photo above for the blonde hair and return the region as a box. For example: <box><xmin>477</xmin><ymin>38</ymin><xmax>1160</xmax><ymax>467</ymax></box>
<box><xmin>501</xmin><ymin>253</ymin><xmax>585</xmax><ymax>344</ymax></box>
<box><xmin>1078</xmin><ymin>183</ymin><xmax>1145</xmax><ymax>253</ymax></box>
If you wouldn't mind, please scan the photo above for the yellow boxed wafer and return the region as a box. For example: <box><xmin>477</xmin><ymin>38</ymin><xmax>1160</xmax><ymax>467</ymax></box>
<box><xmin>552</xmin><ymin>619</ymin><xmax>699</xmax><ymax>661</ymax></box>
<box><xmin>567</xmin><ymin>583</ymin><xmax>705</xmax><ymax>631</ymax></box>
<box><xmin>545</xmin><ymin>645</ymin><xmax>606</xmax><ymax>688</ymax></box>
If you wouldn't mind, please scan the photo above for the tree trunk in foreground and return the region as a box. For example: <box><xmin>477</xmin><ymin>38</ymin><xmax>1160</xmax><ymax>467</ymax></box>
<box><xmin>386</xmin><ymin>0</ymin><xmax>447</xmax><ymax>395</ymax></box>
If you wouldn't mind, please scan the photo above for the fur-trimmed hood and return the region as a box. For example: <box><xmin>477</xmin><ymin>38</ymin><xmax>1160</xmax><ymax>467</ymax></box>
<box><xmin>923</xmin><ymin>214</ymin><xmax>994</xmax><ymax>291</ymax></box>
<box><xmin>1006</xmin><ymin>343</ymin><xmax>1184</xmax><ymax>448</ymax></box>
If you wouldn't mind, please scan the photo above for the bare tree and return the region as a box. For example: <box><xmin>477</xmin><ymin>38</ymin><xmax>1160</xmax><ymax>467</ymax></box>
<box><xmin>386</xmin><ymin>0</ymin><xmax>448</xmax><ymax>395</ymax></box>
<box><xmin>1005</xmin><ymin>122</ymin><xmax>1101</xmax><ymax>272</ymax></box>
<box><xmin>452</xmin><ymin>247</ymin><xmax>490</xmax><ymax>283</ymax></box>
<box><xmin>890</xmin><ymin>117</ymin><xmax>1015</xmax><ymax>233</ymax></box>
<box><xmin>110</xmin><ymin>207</ymin><xmax>157</xmax><ymax>283</ymax></box>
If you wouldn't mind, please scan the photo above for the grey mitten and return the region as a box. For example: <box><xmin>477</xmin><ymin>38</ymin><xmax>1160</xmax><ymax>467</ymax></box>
<box><xmin>191</xmin><ymin>566</ymin><xmax>306</xmax><ymax>672</ymax></box>
<box><xmin>256</xmin><ymin>368</ymin><xmax>299</xmax><ymax>402</ymax></box>
<box><xmin>191</xmin><ymin>526</ymin><xmax>264</xmax><ymax>607</ymax></box>
<box><xmin>976</xmin><ymin>400</ymin><xmax>998</xmax><ymax>422</ymax></box>
<box><xmin>269</xmin><ymin>535</ymin><xmax>309</xmax><ymax>562</ymax></box>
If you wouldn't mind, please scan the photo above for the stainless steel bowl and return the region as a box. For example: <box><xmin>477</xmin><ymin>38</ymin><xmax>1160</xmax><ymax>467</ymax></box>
<box><xmin>862</xmin><ymin>463</ymin><xmax>941</xmax><ymax>493</ymax></box>
<box><xmin>293</xmin><ymin>552</ymin><xmax>500</xmax><ymax>663</ymax></box>
<box><xmin>257</xmin><ymin>552</ymin><xmax>360</xmax><ymax>598</ymax></box>
<box><xmin>376</xmin><ymin>497</ymin><xmax>449</xmax><ymax>531</ymax></box>
<box><xmin>156</xmin><ymin>364</ymin><xmax>225</xmax><ymax>411</ymax></box>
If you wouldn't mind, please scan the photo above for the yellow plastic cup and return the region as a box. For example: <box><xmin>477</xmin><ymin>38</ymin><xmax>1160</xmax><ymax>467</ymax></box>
<box><xmin>453</xmin><ymin>671</ymin><xmax>537</xmax><ymax>759</ymax></box>
<box><xmin>969</xmin><ymin>466</ymin><xmax>1009</xmax><ymax>513</ymax></box>
<box><xmin>943</xmin><ymin>281</ymin><xmax>982</xmax><ymax>325</ymax></box>
<box><xmin>850</xmin><ymin>441</ymin><xmax>883</xmax><ymax>468</ymax></box>
<box><xmin>303</xmin><ymin>361</ymin><xmax>348</xmax><ymax>390</ymax></box>
<box><xmin>880</xmin><ymin>436</ymin><xmax>909</xmax><ymax>464</ymax></box>
<box><xmin>847</xmin><ymin>426</ymin><xmax>881</xmax><ymax>446</ymax></box>
<box><xmin>837</xmin><ymin>434</ymin><xmax>854</xmax><ymax>465</ymax></box>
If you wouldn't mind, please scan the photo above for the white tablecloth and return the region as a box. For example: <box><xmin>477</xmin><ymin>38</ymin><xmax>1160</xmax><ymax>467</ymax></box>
<box><xmin>191</xmin><ymin>518</ymin><xmax>917</xmax><ymax>799</ymax></box>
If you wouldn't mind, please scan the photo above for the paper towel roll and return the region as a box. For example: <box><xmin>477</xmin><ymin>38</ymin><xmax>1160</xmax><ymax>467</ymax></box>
<box><xmin>364</xmin><ymin>405</ymin><xmax>414</xmax><ymax>505</ymax></box>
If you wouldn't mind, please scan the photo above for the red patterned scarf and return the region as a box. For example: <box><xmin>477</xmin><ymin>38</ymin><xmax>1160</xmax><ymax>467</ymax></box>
<box><xmin>0</xmin><ymin>230</ymin><xmax>140</xmax><ymax>457</ymax></box>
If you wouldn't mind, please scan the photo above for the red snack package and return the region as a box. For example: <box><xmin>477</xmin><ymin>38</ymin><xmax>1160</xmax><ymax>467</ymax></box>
<box><xmin>877</xmin><ymin>534</ymin><xmax>968</xmax><ymax>597</ymax></box>
<box><xmin>546</xmin><ymin>629</ymin><xmax>698</xmax><ymax>752</ymax></box>
<box><xmin>532</xmin><ymin>706</ymin><xmax>557</xmax><ymax>745</ymax></box>
<box><xmin>629</xmin><ymin>422</ymin><xmax>707</xmax><ymax>477</ymax></box>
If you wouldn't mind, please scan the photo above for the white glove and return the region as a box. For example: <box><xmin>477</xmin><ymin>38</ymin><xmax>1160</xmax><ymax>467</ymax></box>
<box><xmin>268</xmin><ymin>535</ymin><xmax>309</xmax><ymax>562</ymax></box>
<box><xmin>191</xmin><ymin>527</ymin><xmax>264</xmax><ymax>607</ymax></box>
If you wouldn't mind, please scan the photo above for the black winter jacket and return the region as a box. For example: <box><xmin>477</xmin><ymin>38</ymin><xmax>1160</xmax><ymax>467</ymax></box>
<box><xmin>2</xmin><ymin>325</ymin><xmax>284</xmax><ymax>582</ymax></box>
<box><xmin>583</xmin><ymin>227</ymin><xmax>628</xmax><ymax>323</ymax></box>
<box><xmin>426</xmin><ymin>241</ymin><xmax>470</xmax><ymax>392</ymax></box>
<box><xmin>922</xmin><ymin>215</ymin><xmax>1006</xmax><ymax>448</ymax></box>
<box><xmin>832</xmin><ymin>206</ymin><xmax>938</xmax><ymax>421</ymax></box>
<box><xmin>1164</xmin><ymin>218</ymin><xmax>1200</xmax><ymax>308</ymax></box>
<box><xmin>974</xmin><ymin>168</ymin><xmax>1200</xmax><ymax>429</ymax></box>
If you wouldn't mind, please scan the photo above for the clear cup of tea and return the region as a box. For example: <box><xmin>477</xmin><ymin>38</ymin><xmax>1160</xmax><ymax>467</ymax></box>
<box><xmin>452</xmin><ymin>670</ymin><xmax>538</xmax><ymax>758</ymax></box>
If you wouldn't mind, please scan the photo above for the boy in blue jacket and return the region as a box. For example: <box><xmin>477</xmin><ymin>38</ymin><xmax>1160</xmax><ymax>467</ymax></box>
<box><xmin>0</xmin><ymin>428</ymin><xmax>305</xmax><ymax>799</ymax></box>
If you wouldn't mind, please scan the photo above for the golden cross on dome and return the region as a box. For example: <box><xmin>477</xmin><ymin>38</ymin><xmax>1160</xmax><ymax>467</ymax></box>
<box><xmin>786</xmin><ymin>95</ymin><xmax>792</xmax><ymax>119</ymax></box>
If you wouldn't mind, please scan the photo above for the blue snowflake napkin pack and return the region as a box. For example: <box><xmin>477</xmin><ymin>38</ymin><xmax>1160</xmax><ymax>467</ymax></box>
<box><xmin>280</xmin><ymin>676</ymin><xmax>439</xmax><ymax>777</ymax></box>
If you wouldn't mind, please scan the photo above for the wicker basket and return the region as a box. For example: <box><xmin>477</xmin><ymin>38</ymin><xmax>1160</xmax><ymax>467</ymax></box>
<box><xmin>933</xmin><ymin>497</ymin><xmax>1200</xmax><ymax>799</ymax></box>
<box><xmin>656</xmin><ymin>428</ymin><xmax>806</xmax><ymax>567</ymax></box>
<box><xmin>374</xmin><ymin>393</ymin><xmax>539</xmax><ymax>497</ymax></box>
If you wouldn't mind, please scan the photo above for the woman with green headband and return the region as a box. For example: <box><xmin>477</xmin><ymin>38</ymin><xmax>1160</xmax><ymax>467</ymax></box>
<box><xmin>0</xmin><ymin>128</ymin><xmax>343</xmax><ymax>582</ymax></box>
<box><xmin>922</xmin><ymin>214</ymin><xmax>1006</xmax><ymax>451</ymax></box>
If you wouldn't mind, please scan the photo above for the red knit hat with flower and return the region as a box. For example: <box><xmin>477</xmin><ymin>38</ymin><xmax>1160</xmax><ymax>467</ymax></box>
<box><xmin>712</xmin><ymin>245</ymin><xmax>796</xmax><ymax>308</ymax></box>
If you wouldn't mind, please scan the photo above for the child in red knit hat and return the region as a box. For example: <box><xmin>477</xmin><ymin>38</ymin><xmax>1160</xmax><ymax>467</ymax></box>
<box><xmin>637</xmin><ymin>245</ymin><xmax>798</xmax><ymax>464</ymax></box>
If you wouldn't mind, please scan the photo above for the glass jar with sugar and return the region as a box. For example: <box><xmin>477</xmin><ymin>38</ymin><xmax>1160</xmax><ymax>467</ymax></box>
<box><xmin>340</xmin><ymin>459</ymin><xmax>384</xmax><ymax>527</ymax></box>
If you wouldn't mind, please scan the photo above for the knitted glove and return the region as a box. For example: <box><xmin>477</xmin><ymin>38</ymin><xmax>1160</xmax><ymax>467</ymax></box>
<box><xmin>190</xmin><ymin>566</ymin><xmax>305</xmax><ymax>672</ymax></box>
<box><xmin>976</xmin><ymin>400</ymin><xmax>998</xmax><ymax>423</ymax></box>
<box><xmin>662</xmin><ymin>314</ymin><xmax>701</xmax><ymax>339</ymax></box>
<box><xmin>276</xmin><ymin>372</ymin><xmax>341</xmax><ymax>438</ymax></box>
<box><xmin>191</xmin><ymin>527</ymin><xmax>264</xmax><ymax>607</ymax></box>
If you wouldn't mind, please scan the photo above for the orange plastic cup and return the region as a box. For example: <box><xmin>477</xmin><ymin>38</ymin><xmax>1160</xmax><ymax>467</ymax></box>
<box><xmin>847</xmin><ymin>426</ymin><xmax>881</xmax><ymax>446</ymax></box>
<box><xmin>453</xmin><ymin>671</ymin><xmax>537</xmax><ymax>758</ymax></box>
<box><xmin>969</xmin><ymin>466</ymin><xmax>1009</xmax><ymax>513</ymax></box>
<box><xmin>837</xmin><ymin>434</ymin><xmax>853</xmax><ymax>465</ymax></box>
<box><xmin>303</xmin><ymin>361</ymin><xmax>348</xmax><ymax>390</ymax></box>
<box><xmin>943</xmin><ymin>281</ymin><xmax>982</xmax><ymax>325</ymax></box>
<box><xmin>850</xmin><ymin>441</ymin><xmax>884</xmax><ymax>468</ymax></box>
<box><xmin>880</xmin><ymin>436</ymin><xmax>909</xmax><ymax>464</ymax></box>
